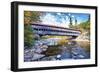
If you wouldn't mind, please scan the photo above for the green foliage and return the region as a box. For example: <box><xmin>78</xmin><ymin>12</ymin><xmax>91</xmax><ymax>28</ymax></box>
<box><xmin>68</xmin><ymin>17</ymin><xmax>73</xmax><ymax>28</ymax></box>
<box><xmin>24</xmin><ymin>25</ymin><xmax>35</xmax><ymax>48</ymax></box>
<box><xmin>71</xmin><ymin>20</ymin><xmax>90</xmax><ymax>33</ymax></box>
<box><xmin>70</xmin><ymin>19</ymin><xmax>90</xmax><ymax>40</ymax></box>
<box><xmin>31</xmin><ymin>12</ymin><xmax>41</xmax><ymax>23</ymax></box>
<box><xmin>79</xmin><ymin>21</ymin><xmax>90</xmax><ymax>31</ymax></box>
<box><xmin>24</xmin><ymin>11</ymin><xmax>41</xmax><ymax>25</ymax></box>
<box><xmin>24</xmin><ymin>11</ymin><xmax>42</xmax><ymax>48</ymax></box>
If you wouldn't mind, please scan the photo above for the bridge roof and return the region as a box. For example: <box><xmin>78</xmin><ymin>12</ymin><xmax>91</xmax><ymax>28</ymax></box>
<box><xmin>31</xmin><ymin>23</ymin><xmax>81</xmax><ymax>32</ymax></box>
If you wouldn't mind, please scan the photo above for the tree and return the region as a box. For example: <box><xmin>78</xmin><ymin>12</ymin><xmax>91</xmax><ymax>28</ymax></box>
<box><xmin>68</xmin><ymin>16</ymin><xmax>73</xmax><ymax>28</ymax></box>
<box><xmin>24</xmin><ymin>11</ymin><xmax>41</xmax><ymax>48</ymax></box>
<box><xmin>24</xmin><ymin>25</ymin><xmax>34</xmax><ymax>48</ymax></box>
<box><xmin>24</xmin><ymin>11</ymin><xmax>41</xmax><ymax>25</ymax></box>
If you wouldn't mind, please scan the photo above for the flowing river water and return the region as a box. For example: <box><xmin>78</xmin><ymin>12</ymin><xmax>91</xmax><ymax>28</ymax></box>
<box><xmin>40</xmin><ymin>40</ymin><xmax>90</xmax><ymax>61</ymax></box>
<box><xmin>24</xmin><ymin>37</ymin><xmax>90</xmax><ymax>62</ymax></box>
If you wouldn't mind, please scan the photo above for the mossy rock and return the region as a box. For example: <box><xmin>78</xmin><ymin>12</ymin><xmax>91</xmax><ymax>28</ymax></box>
<box><xmin>45</xmin><ymin>46</ymin><xmax>62</xmax><ymax>56</ymax></box>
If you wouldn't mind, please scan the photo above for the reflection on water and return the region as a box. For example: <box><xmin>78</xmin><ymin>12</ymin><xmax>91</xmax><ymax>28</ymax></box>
<box><xmin>24</xmin><ymin>39</ymin><xmax>90</xmax><ymax>62</ymax></box>
<box><xmin>41</xmin><ymin>41</ymin><xmax>90</xmax><ymax>61</ymax></box>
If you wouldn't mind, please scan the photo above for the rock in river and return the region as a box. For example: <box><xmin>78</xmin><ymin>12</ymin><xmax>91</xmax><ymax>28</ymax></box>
<box><xmin>31</xmin><ymin>53</ymin><xmax>45</xmax><ymax>61</ymax></box>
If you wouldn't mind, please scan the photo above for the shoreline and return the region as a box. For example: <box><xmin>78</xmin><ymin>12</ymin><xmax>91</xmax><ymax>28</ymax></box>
<box><xmin>72</xmin><ymin>39</ymin><xmax>90</xmax><ymax>42</ymax></box>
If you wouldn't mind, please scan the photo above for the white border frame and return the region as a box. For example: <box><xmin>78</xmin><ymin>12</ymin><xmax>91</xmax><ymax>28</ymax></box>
<box><xmin>18</xmin><ymin>5</ymin><xmax>96</xmax><ymax>69</ymax></box>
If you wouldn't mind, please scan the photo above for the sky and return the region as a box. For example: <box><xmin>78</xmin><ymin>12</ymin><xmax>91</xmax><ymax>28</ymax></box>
<box><xmin>39</xmin><ymin>12</ymin><xmax>90</xmax><ymax>28</ymax></box>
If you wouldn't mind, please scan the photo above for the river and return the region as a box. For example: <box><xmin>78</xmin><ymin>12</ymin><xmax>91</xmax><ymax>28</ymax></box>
<box><xmin>40</xmin><ymin>40</ymin><xmax>90</xmax><ymax>61</ymax></box>
<box><xmin>24</xmin><ymin>38</ymin><xmax>90</xmax><ymax>62</ymax></box>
